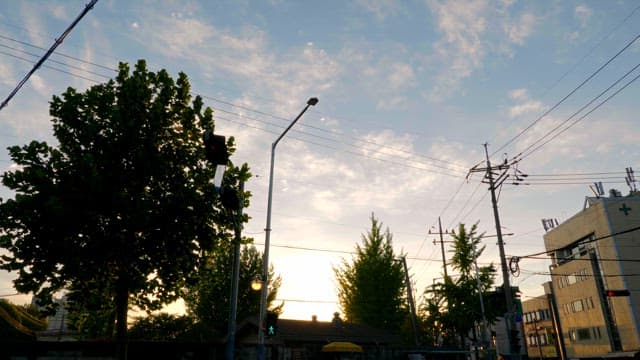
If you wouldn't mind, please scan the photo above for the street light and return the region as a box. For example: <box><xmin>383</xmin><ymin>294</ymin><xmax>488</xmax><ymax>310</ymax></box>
<box><xmin>257</xmin><ymin>97</ymin><xmax>318</xmax><ymax>360</ymax></box>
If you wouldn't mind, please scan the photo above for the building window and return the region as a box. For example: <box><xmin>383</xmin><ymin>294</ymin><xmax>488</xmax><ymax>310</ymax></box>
<box><xmin>572</xmin><ymin>299</ymin><xmax>584</xmax><ymax>313</ymax></box>
<box><xmin>593</xmin><ymin>327</ymin><xmax>602</xmax><ymax>339</ymax></box>
<box><xmin>577</xmin><ymin>328</ymin><xmax>591</xmax><ymax>340</ymax></box>
<box><xmin>569</xmin><ymin>327</ymin><xmax>598</xmax><ymax>342</ymax></box>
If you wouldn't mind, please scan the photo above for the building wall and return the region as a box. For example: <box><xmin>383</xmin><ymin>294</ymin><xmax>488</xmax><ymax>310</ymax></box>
<box><xmin>543</xmin><ymin>192</ymin><xmax>640</xmax><ymax>357</ymax></box>
<box><xmin>522</xmin><ymin>296</ymin><xmax>557</xmax><ymax>359</ymax></box>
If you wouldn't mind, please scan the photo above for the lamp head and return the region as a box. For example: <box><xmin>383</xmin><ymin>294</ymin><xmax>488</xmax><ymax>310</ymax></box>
<box><xmin>307</xmin><ymin>97</ymin><xmax>319</xmax><ymax>106</ymax></box>
<box><xmin>251</xmin><ymin>278</ymin><xmax>264</xmax><ymax>291</ymax></box>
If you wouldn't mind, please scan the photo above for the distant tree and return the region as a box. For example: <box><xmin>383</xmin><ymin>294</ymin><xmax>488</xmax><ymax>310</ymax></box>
<box><xmin>128</xmin><ymin>313</ymin><xmax>192</xmax><ymax>341</ymax></box>
<box><xmin>420</xmin><ymin>223</ymin><xmax>496</xmax><ymax>348</ymax></box>
<box><xmin>183</xmin><ymin>243</ymin><xmax>282</xmax><ymax>335</ymax></box>
<box><xmin>334</xmin><ymin>213</ymin><xmax>406</xmax><ymax>332</ymax></box>
<box><xmin>65</xmin><ymin>278</ymin><xmax>116</xmax><ymax>339</ymax></box>
<box><xmin>0</xmin><ymin>60</ymin><xmax>245</xmax><ymax>344</ymax></box>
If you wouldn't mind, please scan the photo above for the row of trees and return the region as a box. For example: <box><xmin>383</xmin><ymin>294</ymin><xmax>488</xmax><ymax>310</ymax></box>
<box><xmin>335</xmin><ymin>215</ymin><xmax>502</xmax><ymax>348</ymax></box>
<box><xmin>0</xmin><ymin>59</ymin><xmax>503</xmax><ymax>349</ymax></box>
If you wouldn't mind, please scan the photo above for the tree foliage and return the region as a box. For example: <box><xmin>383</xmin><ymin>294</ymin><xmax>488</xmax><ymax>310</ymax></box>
<box><xmin>0</xmin><ymin>60</ymin><xmax>243</xmax><ymax>340</ymax></box>
<box><xmin>334</xmin><ymin>213</ymin><xmax>406</xmax><ymax>332</ymax></box>
<box><xmin>420</xmin><ymin>222</ymin><xmax>496</xmax><ymax>347</ymax></box>
<box><xmin>183</xmin><ymin>243</ymin><xmax>282</xmax><ymax>335</ymax></box>
<box><xmin>128</xmin><ymin>313</ymin><xmax>193</xmax><ymax>341</ymax></box>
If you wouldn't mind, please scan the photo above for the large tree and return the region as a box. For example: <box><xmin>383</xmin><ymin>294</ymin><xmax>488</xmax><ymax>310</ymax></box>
<box><xmin>0</xmin><ymin>60</ymin><xmax>242</xmax><ymax>341</ymax></box>
<box><xmin>334</xmin><ymin>213</ymin><xmax>406</xmax><ymax>332</ymax></box>
<box><xmin>421</xmin><ymin>223</ymin><xmax>496</xmax><ymax>347</ymax></box>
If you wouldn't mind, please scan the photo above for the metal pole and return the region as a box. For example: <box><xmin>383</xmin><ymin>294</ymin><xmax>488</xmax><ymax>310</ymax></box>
<box><xmin>258</xmin><ymin>98</ymin><xmax>317</xmax><ymax>360</ymax></box>
<box><xmin>483</xmin><ymin>143</ymin><xmax>518</xmax><ymax>360</ymax></box>
<box><xmin>226</xmin><ymin>180</ymin><xmax>244</xmax><ymax>360</ymax></box>
<box><xmin>472</xmin><ymin>240</ymin><xmax>489</xmax><ymax>351</ymax></box>
<box><xmin>533</xmin><ymin>317</ymin><xmax>543</xmax><ymax>360</ymax></box>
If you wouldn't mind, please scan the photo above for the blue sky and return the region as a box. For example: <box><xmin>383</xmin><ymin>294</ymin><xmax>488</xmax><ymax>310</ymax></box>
<box><xmin>1</xmin><ymin>0</ymin><xmax>639</xmax><ymax>321</ymax></box>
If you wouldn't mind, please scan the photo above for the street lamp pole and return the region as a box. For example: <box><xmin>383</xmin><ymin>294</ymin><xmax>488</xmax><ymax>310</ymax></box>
<box><xmin>257</xmin><ymin>98</ymin><xmax>318</xmax><ymax>360</ymax></box>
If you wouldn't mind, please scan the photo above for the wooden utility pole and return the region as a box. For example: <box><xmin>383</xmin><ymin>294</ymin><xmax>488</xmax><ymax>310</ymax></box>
<box><xmin>468</xmin><ymin>143</ymin><xmax>520</xmax><ymax>360</ymax></box>
<box><xmin>429</xmin><ymin>217</ymin><xmax>449</xmax><ymax>280</ymax></box>
<box><xmin>399</xmin><ymin>256</ymin><xmax>420</xmax><ymax>346</ymax></box>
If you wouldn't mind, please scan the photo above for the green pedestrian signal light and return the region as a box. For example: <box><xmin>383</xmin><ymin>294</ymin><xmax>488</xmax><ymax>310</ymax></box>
<box><xmin>265</xmin><ymin>312</ymin><xmax>278</xmax><ymax>337</ymax></box>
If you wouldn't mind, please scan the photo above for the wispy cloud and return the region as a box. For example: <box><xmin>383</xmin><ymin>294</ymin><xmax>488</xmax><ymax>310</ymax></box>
<box><xmin>355</xmin><ymin>0</ymin><xmax>402</xmax><ymax>21</ymax></box>
<box><xmin>574</xmin><ymin>5</ymin><xmax>593</xmax><ymax>28</ymax></box>
<box><xmin>504</xmin><ymin>12</ymin><xmax>537</xmax><ymax>45</ymax></box>
<box><xmin>426</xmin><ymin>0</ymin><xmax>488</xmax><ymax>101</ymax></box>
<box><xmin>507</xmin><ymin>88</ymin><xmax>543</xmax><ymax>118</ymax></box>
<box><xmin>509</xmin><ymin>100</ymin><xmax>543</xmax><ymax>118</ymax></box>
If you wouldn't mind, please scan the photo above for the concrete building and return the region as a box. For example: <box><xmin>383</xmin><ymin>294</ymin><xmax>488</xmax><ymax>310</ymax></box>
<box><xmin>521</xmin><ymin>287</ymin><xmax>560</xmax><ymax>359</ymax></box>
<box><xmin>543</xmin><ymin>189</ymin><xmax>640</xmax><ymax>358</ymax></box>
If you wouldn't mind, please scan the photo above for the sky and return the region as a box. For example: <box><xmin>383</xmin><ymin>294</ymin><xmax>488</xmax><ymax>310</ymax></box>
<box><xmin>0</xmin><ymin>0</ymin><xmax>639</xmax><ymax>322</ymax></box>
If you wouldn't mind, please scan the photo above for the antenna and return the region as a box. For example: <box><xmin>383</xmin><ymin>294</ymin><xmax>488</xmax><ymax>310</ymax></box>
<box><xmin>541</xmin><ymin>218</ymin><xmax>558</xmax><ymax>232</ymax></box>
<box><xmin>625</xmin><ymin>167</ymin><xmax>637</xmax><ymax>192</ymax></box>
<box><xmin>589</xmin><ymin>182</ymin><xmax>603</xmax><ymax>197</ymax></box>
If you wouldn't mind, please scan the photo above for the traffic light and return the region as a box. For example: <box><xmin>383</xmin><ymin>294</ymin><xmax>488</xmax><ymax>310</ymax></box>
<box><xmin>265</xmin><ymin>312</ymin><xmax>278</xmax><ymax>337</ymax></box>
<box><xmin>220</xmin><ymin>186</ymin><xmax>240</xmax><ymax>211</ymax></box>
<box><xmin>605</xmin><ymin>289</ymin><xmax>631</xmax><ymax>297</ymax></box>
<box><xmin>203</xmin><ymin>130</ymin><xmax>228</xmax><ymax>165</ymax></box>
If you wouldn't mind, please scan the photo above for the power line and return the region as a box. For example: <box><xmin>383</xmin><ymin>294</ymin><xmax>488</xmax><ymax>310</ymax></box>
<box><xmin>0</xmin><ymin>50</ymin><xmax>103</xmax><ymax>84</ymax></box>
<box><xmin>0</xmin><ymin>34</ymin><xmax>116</xmax><ymax>73</ymax></box>
<box><xmin>515</xmin><ymin>66</ymin><xmax>640</xmax><ymax>162</ymax></box>
<box><xmin>0</xmin><ymin>0</ymin><xmax>98</xmax><ymax>111</ymax></box>
<box><xmin>493</xmin><ymin>32</ymin><xmax>640</xmax><ymax>159</ymax></box>
<box><xmin>215</xmin><ymin>113</ymin><xmax>466</xmax><ymax>178</ymax></box>
<box><xmin>530</xmin><ymin>3</ymin><xmax>640</xmax><ymax>104</ymax></box>
<box><xmin>252</xmin><ymin>242</ymin><xmax>442</xmax><ymax>262</ymax></box>
<box><xmin>0</xmin><ymin>43</ymin><xmax>112</xmax><ymax>79</ymax></box>
<box><xmin>210</xmin><ymin>104</ymin><xmax>468</xmax><ymax>175</ymax></box>
<box><xmin>0</xmin><ymin>41</ymin><xmax>467</xmax><ymax>177</ymax></box>
<box><xmin>527</xmin><ymin>171</ymin><xmax>627</xmax><ymax>177</ymax></box>
<box><xmin>275</xmin><ymin>298</ymin><xmax>337</xmax><ymax>304</ymax></box>
<box><xmin>517</xmin><ymin>224</ymin><xmax>640</xmax><ymax>258</ymax></box>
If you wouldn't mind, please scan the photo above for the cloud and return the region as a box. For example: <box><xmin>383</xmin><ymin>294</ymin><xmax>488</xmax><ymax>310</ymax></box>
<box><xmin>575</xmin><ymin>5</ymin><xmax>592</xmax><ymax>28</ymax></box>
<box><xmin>509</xmin><ymin>100</ymin><xmax>543</xmax><ymax>118</ymax></box>
<box><xmin>354</xmin><ymin>0</ymin><xmax>402</xmax><ymax>20</ymax></box>
<box><xmin>509</xmin><ymin>88</ymin><xmax>528</xmax><ymax>100</ymax></box>
<box><xmin>0</xmin><ymin>63</ymin><xmax>14</xmax><ymax>86</ymax></box>
<box><xmin>565</xmin><ymin>31</ymin><xmax>580</xmax><ymax>42</ymax></box>
<box><xmin>504</xmin><ymin>12</ymin><xmax>537</xmax><ymax>45</ymax></box>
<box><xmin>507</xmin><ymin>88</ymin><xmax>542</xmax><ymax>118</ymax></box>
<box><xmin>387</xmin><ymin>62</ymin><xmax>416</xmax><ymax>90</ymax></box>
<box><xmin>50</xmin><ymin>5</ymin><xmax>68</xmax><ymax>20</ymax></box>
<box><xmin>132</xmin><ymin>6</ymin><xmax>340</xmax><ymax>118</ymax></box>
<box><xmin>426</xmin><ymin>0</ymin><xmax>488</xmax><ymax>101</ymax></box>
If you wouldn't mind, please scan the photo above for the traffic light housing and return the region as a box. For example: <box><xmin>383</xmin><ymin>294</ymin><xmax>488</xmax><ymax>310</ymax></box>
<box><xmin>203</xmin><ymin>131</ymin><xmax>228</xmax><ymax>165</ymax></box>
<box><xmin>220</xmin><ymin>186</ymin><xmax>240</xmax><ymax>211</ymax></box>
<box><xmin>605</xmin><ymin>289</ymin><xmax>630</xmax><ymax>297</ymax></box>
<box><xmin>265</xmin><ymin>312</ymin><xmax>278</xmax><ymax>337</ymax></box>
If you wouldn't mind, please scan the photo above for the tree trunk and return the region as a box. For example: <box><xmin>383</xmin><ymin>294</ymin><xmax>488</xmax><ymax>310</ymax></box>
<box><xmin>115</xmin><ymin>274</ymin><xmax>129</xmax><ymax>360</ymax></box>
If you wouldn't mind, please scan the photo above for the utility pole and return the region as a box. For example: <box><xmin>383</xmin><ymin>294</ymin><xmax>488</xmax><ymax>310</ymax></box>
<box><xmin>469</xmin><ymin>143</ymin><xmax>519</xmax><ymax>360</ymax></box>
<box><xmin>471</xmin><ymin>241</ymin><xmax>489</xmax><ymax>353</ymax></box>
<box><xmin>399</xmin><ymin>256</ymin><xmax>420</xmax><ymax>346</ymax></box>
<box><xmin>226</xmin><ymin>180</ymin><xmax>244</xmax><ymax>360</ymax></box>
<box><xmin>429</xmin><ymin>217</ymin><xmax>449</xmax><ymax>280</ymax></box>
